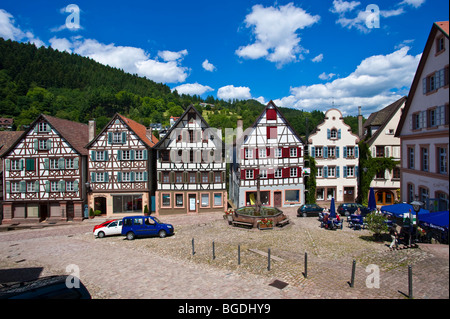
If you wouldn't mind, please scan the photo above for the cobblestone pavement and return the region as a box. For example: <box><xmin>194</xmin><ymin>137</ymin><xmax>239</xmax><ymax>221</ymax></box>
<box><xmin>0</xmin><ymin>208</ymin><xmax>448</xmax><ymax>299</ymax></box>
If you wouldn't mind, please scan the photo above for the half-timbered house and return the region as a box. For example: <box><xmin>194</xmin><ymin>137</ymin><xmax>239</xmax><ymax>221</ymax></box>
<box><xmin>229</xmin><ymin>101</ymin><xmax>305</xmax><ymax>208</ymax></box>
<box><xmin>85</xmin><ymin>114</ymin><xmax>158</xmax><ymax>218</ymax></box>
<box><xmin>1</xmin><ymin>115</ymin><xmax>90</xmax><ymax>223</ymax></box>
<box><xmin>153</xmin><ymin>105</ymin><xmax>227</xmax><ymax>215</ymax></box>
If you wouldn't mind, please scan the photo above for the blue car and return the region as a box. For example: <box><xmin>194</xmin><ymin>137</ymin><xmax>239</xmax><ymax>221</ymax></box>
<box><xmin>121</xmin><ymin>216</ymin><xmax>174</xmax><ymax>240</ymax></box>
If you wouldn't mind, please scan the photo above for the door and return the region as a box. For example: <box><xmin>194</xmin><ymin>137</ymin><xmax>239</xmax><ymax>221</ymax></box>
<box><xmin>105</xmin><ymin>220</ymin><xmax>122</xmax><ymax>236</ymax></box>
<box><xmin>344</xmin><ymin>187</ymin><xmax>354</xmax><ymax>202</ymax></box>
<box><xmin>66</xmin><ymin>202</ymin><xmax>74</xmax><ymax>221</ymax></box>
<box><xmin>143</xmin><ymin>217</ymin><xmax>158</xmax><ymax>235</ymax></box>
<box><xmin>189</xmin><ymin>194</ymin><xmax>196</xmax><ymax>212</ymax></box>
<box><xmin>39</xmin><ymin>204</ymin><xmax>48</xmax><ymax>222</ymax></box>
<box><xmin>274</xmin><ymin>192</ymin><xmax>282</xmax><ymax>207</ymax></box>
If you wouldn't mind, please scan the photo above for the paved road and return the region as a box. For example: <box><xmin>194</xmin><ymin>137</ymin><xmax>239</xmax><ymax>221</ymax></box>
<box><xmin>0</xmin><ymin>214</ymin><xmax>448</xmax><ymax>300</ymax></box>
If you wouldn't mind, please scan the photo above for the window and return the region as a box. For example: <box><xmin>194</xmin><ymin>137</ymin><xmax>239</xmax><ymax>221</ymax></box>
<box><xmin>290</xmin><ymin>148</ymin><xmax>297</xmax><ymax>157</ymax></box>
<box><xmin>290</xmin><ymin>167</ymin><xmax>297</xmax><ymax>177</ymax></box>
<box><xmin>393</xmin><ymin>167</ymin><xmax>401</xmax><ymax>179</ymax></box>
<box><xmin>201</xmin><ymin>194</ymin><xmax>209</xmax><ymax>207</ymax></box>
<box><xmin>202</xmin><ymin>172</ymin><xmax>209</xmax><ymax>183</ymax></box>
<box><xmin>38</xmin><ymin>123</ymin><xmax>48</xmax><ymax>132</ymax></box>
<box><xmin>214</xmin><ymin>172</ymin><xmax>222</xmax><ymax>183</ymax></box>
<box><xmin>39</xmin><ymin>139</ymin><xmax>48</xmax><ymax>150</ymax></box>
<box><xmin>214</xmin><ymin>193</ymin><xmax>222</xmax><ymax>206</ymax></box>
<box><xmin>11</xmin><ymin>182</ymin><xmax>20</xmax><ymax>193</ymax></box>
<box><xmin>113</xmin><ymin>195</ymin><xmax>143</xmax><ymax>213</ymax></box>
<box><xmin>122</xmin><ymin>172</ymin><xmax>132</xmax><ymax>182</ymax></box>
<box><xmin>259</xmin><ymin>148</ymin><xmax>267</xmax><ymax>158</ymax></box>
<box><xmin>328</xmin><ymin>167</ymin><xmax>335</xmax><ymax>178</ymax></box>
<box><xmin>408</xmin><ymin>184</ymin><xmax>414</xmax><ymax>203</ymax></box>
<box><xmin>428</xmin><ymin>108</ymin><xmax>437</xmax><ymax>127</ymax></box>
<box><xmin>419</xmin><ymin>187</ymin><xmax>429</xmax><ymax>203</ymax></box>
<box><xmin>175</xmin><ymin>172</ymin><xmax>183</xmax><ymax>183</ymax></box>
<box><xmin>113</xmin><ymin>132</ymin><xmax>122</xmax><ymax>144</ymax></box>
<box><xmin>330</xmin><ymin>129</ymin><xmax>337</xmax><ymax>139</ymax></box>
<box><xmin>51</xmin><ymin>181</ymin><xmax>59</xmax><ymax>192</ymax></box>
<box><xmin>316</xmin><ymin>188</ymin><xmax>324</xmax><ymax>200</ymax></box>
<box><xmin>276</xmin><ymin>148</ymin><xmax>282</xmax><ymax>158</ymax></box>
<box><xmin>135</xmin><ymin>150</ymin><xmax>144</xmax><ymax>160</ymax></box>
<box><xmin>437</xmin><ymin>36</ymin><xmax>445</xmax><ymax>53</ymax></box>
<box><xmin>135</xmin><ymin>172</ymin><xmax>145</xmax><ymax>181</ymax></box>
<box><xmin>267</xmin><ymin>126</ymin><xmax>277</xmax><ymax>139</ymax></box>
<box><xmin>189</xmin><ymin>172</ymin><xmax>196</xmax><ymax>183</ymax></box>
<box><xmin>66</xmin><ymin>181</ymin><xmax>74</xmax><ymax>192</ymax></box>
<box><xmin>66</xmin><ymin>158</ymin><xmax>74</xmax><ymax>169</ymax></box>
<box><xmin>437</xmin><ymin>147</ymin><xmax>447</xmax><ymax>174</ymax></box>
<box><xmin>50</xmin><ymin>159</ymin><xmax>59</xmax><ymax>170</ymax></box>
<box><xmin>122</xmin><ymin>150</ymin><xmax>131</xmax><ymax>160</ymax></box>
<box><xmin>161</xmin><ymin>151</ymin><xmax>170</xmax><ymax>162</ymax></box>
<box><xmin>421</xmin><ymin>147</ymin><xmax>429</xmax><ymax>172</ymax></box>
<box><xmin>176</xmin><ymin>194</ymin><xmax>183</xmax><ymax>207</ymax></box>
<box><xmin>423</xmin><ymin>68</ymin><xmax>448</xmax><ymax>94</ymax></box>
<box><xmin>408</xmin><ymin>147</ymin><xmax>415</xmax><ymax>169</ymax></box>
<box><xmin>376</xmin><ymin>169</ymin><xmax>385</xmax><ymax>179</ymax></box>
<box><xmin>245</xmin><ymin>148</ymin><xmax>253</xmax><ymax>159</ymax></box>
<box><xmin>315</xmin><ymin>147</ymin><xmax>323</xmax><ymax>158</ymax></box>
<box><xmin>285</xmin><ymin>190</ymin><xmax>299</xmax><ymax>202</ymax></box>
<box><xmin>162</xmin><ymin>194</ymin><xmax>171</xmax><ymax>207</ymax></box>
<box><xmin>246</xmin><ymin>170</ymin><xmax>254</xmax><ymax>180</ymax></box>
<box><xmin>162</xmin><ymin>172</ymin><xmax>170</xmax><ymax>183</ymax></box>
<box><xmin>316</xmin><ymin>167</ymin><xmax>323</xmax><ymax>178</ymax></box>
<box><xmin>376</xmin><ymin>146</ymin><xmax>385</xmax><ymax>158</ymax></box>
<box><xmin>27</xmin><ymin>182</ymin><xmax>36</xmax><ymax>192</ymax></box>
<box><xmin>347</xmin><ymin>147</ymin><xmax>354</xmax><ymax>158</ymax></box>
<box><xmin>11</xmin><ymin>159</ymin><xmax>21</xmax><ymax>170</ymax></box>
<box><xmin>327</xmin><ymin>147</ymin><xmax>335</xmax><ymax>158</ymax></box>
<box><xmin>347</xmin><ymin>166</ymin><xmax>355</xmax><ymax>177</ymax></box>
<box><xmin>260</xmin><ymin>169</ymin><xmax>267</xmax><ymax>179</ymax></box>
<box><xmin>275</xmin><ymin>168</ymin><xmax>282</xmax><ymax>178</ymax></box>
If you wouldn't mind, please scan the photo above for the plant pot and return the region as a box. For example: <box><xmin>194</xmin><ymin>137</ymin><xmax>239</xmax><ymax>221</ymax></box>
<box><xmin>257</xmin><ymin>224</ymin><xmax>273</xmax><ymax>230</ymax></box>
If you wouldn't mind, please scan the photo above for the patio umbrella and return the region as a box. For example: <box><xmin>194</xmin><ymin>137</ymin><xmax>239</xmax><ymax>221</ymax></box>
<box><xmin>329</xmin><ymin>198</ymin><xmax>336</xmax><ymax>219</ymax></box>
<box><xmin>368</xmin><ymin>187</ymin><xmax>376</xmax><ymax>212</ymax></box>
<box><xmin>380</xmin><ymin>203</ymin><xmax>429</xmax><ymax>218</ymax></box>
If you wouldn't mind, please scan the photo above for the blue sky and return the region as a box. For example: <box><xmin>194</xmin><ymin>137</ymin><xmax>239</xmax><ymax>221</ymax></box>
<box><xmin>0</xmin><ymin>0</ymin><xmax>448</xmax><ymax>116</ymax></box>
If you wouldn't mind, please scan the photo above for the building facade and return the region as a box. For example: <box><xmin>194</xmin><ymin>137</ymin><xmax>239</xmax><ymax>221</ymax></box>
<box><xmin>1</xmin><ymin>115</ymin><xmax>89</xmax><ymax>223</ymax></box>
<box><xmin>85</xmin><ymin>114</ymin><xmax>158</xmax><ymax>218</ymax></box>
<box><xmin>229</xmin><ymin>101</ymin><xmax>305</xmax><ymax>208</ymax></box>
<box><xmin>154</xmin><ymin>105</ymin><xmax>227</xmax><ymax>216</ymax></box>
<box><xmin>396</xmin><ymin>21</ymin><xmax>449</xmax><ymax>211</ymax></box>
<box><xmin>309</xmin><ymin>108</ymin><xmax>360</xmax><ymax>205</ymax></box>
<box><xmin>362</xmin><ymin>97</ymin><xmax>406</xmax><ymax>206</ymax></box>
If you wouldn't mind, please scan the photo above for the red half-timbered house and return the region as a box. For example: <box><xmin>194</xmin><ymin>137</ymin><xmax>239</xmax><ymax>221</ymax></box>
<box><xmin>229</xmin><ymin>101</ymin><xmax>305</xmax><ymax>208</ymax></box>
<box><xmin>1</xmin><ymin>114</ymin><xmax>89</xmax><ymax>223</ymax></box>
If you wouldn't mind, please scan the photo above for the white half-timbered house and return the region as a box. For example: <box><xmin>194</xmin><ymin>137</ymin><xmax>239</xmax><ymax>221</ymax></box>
<box><xmin>1</xmin><ymin>114</ymin><xmax>90</xmax><ymax>223</ymax></box>
<box><xmin>85</xmin><ymin>114</ymin><xmax>158</xmax><ymax>218</ymax></box>
<box><xmin>229</xmin><ymin>101</ymin><xmax>305</xmax><ymax>208</ymax></box>
<box><xmin>309</xmin><ymin>108</ymin><xmax>360</xmax><ymax>205</ymax></box>
<box><xmin>153</xmin><ymin>105</ymin><xmax>227</xmax><ymax>216</ymax></box>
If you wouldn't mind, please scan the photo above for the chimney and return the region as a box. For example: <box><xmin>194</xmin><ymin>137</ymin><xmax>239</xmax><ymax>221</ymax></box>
<box><xmin>89</xmin><ymin>120</ymin><xmax>96</xmax><ymax>142</ymax></box>
<box><xmin>358</xmin><ymin>106</ymin><xmax>363</xmax><ymax>138</ymax></box>
<box><xmin>237</xmin><ymin>119</ymin><xmax>243</xmax><ymax>142</ymax></box>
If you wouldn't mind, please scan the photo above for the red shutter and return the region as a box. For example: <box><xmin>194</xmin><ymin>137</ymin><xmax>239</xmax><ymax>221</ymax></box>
<box><xmin>255</xmin><ymin>148</ymin><xmax>259</xmax><ymax>159</ymax></box>
<box><xmin>241</xmin><ymin>169</ymin><xmax>246</xmax><ymax>180</ymax></box>
<box><xmin>267</xmin><ymin>126</ymin><xmax>277</xmax><ymax>139</ymax></box>
<box><xmin>267</xmin><ymin>109</ymin><xmax>277</xmax><ymax>120</ymax></box>
<box><xmin>282</xmin><ymin>147</ymin><xmax>289</xmax><ymax>158</ymax></box>
<box><xmin>268</xmin><ymin>168</ymin><xmax>274</xmax><ymax>179</ymax></box>
<box><xmin>241</xmin><ymin>148</ymin><xmax>245</xmax><ymax>160</ymax></box>
<box><xmin>255</xmin><ymin>169</ymin><xmax>259</xmax><ymax>179</ymax></box>
<box><xmin>298</xmin><ymin>166</ymin><xmax>302</xmax><ymax>177</ymax></box>
<box><xmin>267</xmin><ymin>147</ymin><xmax>271</xmax><ymax>158</ymax></box>
<box><xmin>282</xmin><ymin>167</ymin><xmax>289</xmax><ymax>178</ymax></box>
<box><xmin>298</xmin><ymin>147</ymin><xmax>302</xmax><ymax>158</ymax></box>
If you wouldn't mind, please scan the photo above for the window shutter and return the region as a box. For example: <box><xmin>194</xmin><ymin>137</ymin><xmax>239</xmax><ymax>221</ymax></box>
<box><xmin>158</xmin><ymin>171</ymin><xmax>162</xmax><ymax>183</ymax></box>
<box><xmin>122</xmin><ymin>132</ymin><xmax>127</xmax><ymax>144</ymax></box>
<box><xmin>311</xmin><ymin>146</ymin><xmax>315</xmax><ymax>158</ymax></box>
<box><xmin>20</xmin><ymin>181</ymin><xmax>26</xmax><ymax>193</ymax></box>
<box><xmin>45</xmin><ymin>181</ymin><xmax>50</xmax><ymax>193</ymax></box>
<box><xmin>59</xmin><ymin>180</ymin><xmax>65</xmax><ymax>192</ymax></box>
<box><xmin>423</xmin><ymin>78</ymin><xmax>427</xmax><ymax>94</ymax></box>
<box><xmin>343</xmin><ymin>166</ymin><xmax>347</xmax><ymax>178</ymax></box>
<box><xmin>355</xmin><ymin>166</ymin><xmax>359</xmax><ymax>177</ymax></box>
<box><xmin>19</xmin><ymin>159</ymin><xmax>24</xmax><ymax>170</ymax></box>
<box><xmin>105</xmin><ymin>172</ymin><xmax>109</xmax><ymax>182</ymax></box>
<box><xmin>323</xmin><ymin>146</ymin><xmax>328</xmax><ymax>159</ymax></box>
<box><xmin>343</xmin><ymin>146</ymin><xmax>347</xmax><ymax>158</ymax></box>
<box><xmin>6</xmin><ymin>181</ymin><xmax>10</xmax><ymax>193</ymax></box>
<box><xmin>59</xmin><ymin>158</ymin><xmax>65</xmax><ymax>169</ymax></box>
<box><xmin>34</xmin><ymin>139</ymin><xmax>38</xmax><ymax>151</ymax></box>
<box><xmin>91</xmin><ymin>172</ymin><xmax>96</xmax><ymax>183</ymax></box>
<box><xmin>34</xmin><ymin>181</ymin><xmax>39</xmax><ymax>192</ymax></box>
<box><xmin>336</xmin><ymin>147</ymin><xmax>340</xmax><ymax>158</ymax></box>
<box><xmin>108</xmin><ymin>132</ymin><xmax>112</xmax><ymax>144</ymax></box>
<box><xmin>46</xmin><ymin>139</ymin><xmax>52</xmax><ymax>151</ymax></box>
<box><xmin>130</xmin><ymin>150</ymin><xmax>135</xmax><ymax>161</ymax></box>
<box><xmin>117</xmin><ymin>150</ymin><xmax>122</xmax><ymax>161</ymax></box>
<box><xmin>241</xmin><ymin>169</ymin><xmax>246</xmax><ymax>180</ymax></box>
<box><xmin>297</xmin><ymin>147</ymin><xmax>302</xmax><ymax>158</ymax></box>
<box><xmin>336</xmin><ymin>166</ymin><xmax>340</xmax><ymax>178</ymax></box>
<box><xmin>5</xmin><ymin>159</ymin><xmax>10</xmax><ymax>171</ymax></box>
<box><xmin>324</xmin><ymin>166</ymin><xmax>328</xmax><ymax>178</ymax></box>
<box><xmin>143</xmin><ymin>149</ymin><xmax>148</xmax><ymax>160</ymax></box>
<box><xmin>74</xmin><ymin>180</ymin><xmax>79</xmax><ymax>192</ymax></box>
<box><xmin>91</xmin><ymin>150</ymin><xmax>96</xmax><ymax>161</ymax></box>
<box><xmin>143</xmin><ymin>171</ymin><xmax>148</xmax><ymax>181</ymax></box>
<box><xmin>282</xmin><ymin>167</ymin><xmax>289</xmax><ymax>178</ymax></box>
<box><xmin>196</xmin><ymin>130</ymin><xmax>202</xmax><ymax>142</ymax></box>
<box><xmin>130</xmin><ymin>172</ymin><xmax>135</xmax><ymax>182</ymax></box>
<box><xmin>46</xmin><ymin>124</ymin><xmax>51</xmax><ymax>132</ymax></box>
<box><xmin>355</xmin><ymin>146</ymin><xmax>359</xmax><ymax>158</ymax></box>
<box><xmin>327</xmin><ymin>129</ymin><xmax>331</xmax><ymax>139</ymax></box>
<box><xmin>282</xmin><ymin>147</ymin><xmax>289</xmax><ymax>158</ymax></box>
<box><xmin>117</xmin><ymin>172</ymin><xmax>122</xmax><ymax>182</ymax></box>
<box><xmin>73</xmin><ymin>157</ymin><xmax>79</xmax><ymax>169</ymax></box>
<box><xmin>44</xmin><ymin>158</ymin><xmax>49</xmax><ymax>170</ymax></box>
<box><xmin>338</xmin><ymin>129</ymin><xmax>341</xmax><ymax>139</ymax></box>
<box><xmin>34</xmin><ymin>125</ymin><xmax>38</xmax><ymax>133</ymax></box>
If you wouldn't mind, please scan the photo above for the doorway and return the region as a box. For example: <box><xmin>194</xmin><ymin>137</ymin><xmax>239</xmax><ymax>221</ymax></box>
<box><xmin>67</xmin><ymin>202</ymin><xmax>74</xmax><ymax>221</ymax></box>
<box><xmin>274</xmin><ymin>192</ymin><xmax>282</xmax><ymax>207</ymax></box>
<box><xmin>344</xmin><ymin>187</ymin><xmax>355</xmax><ymax>202</ymax></box>
<box><xmin>94</xmin><ymin>197</ymin><xmax>107</xmax><ymax>215</ymax></box>
<box><xmin>188</xmin><ymin>194</ymin><xmax>196</xmax><ymax>212</ymax></box>
<box><xmin>39</xmin><ymin>204</ymin><xmax>48</xmax><ymax>222</ymax></box>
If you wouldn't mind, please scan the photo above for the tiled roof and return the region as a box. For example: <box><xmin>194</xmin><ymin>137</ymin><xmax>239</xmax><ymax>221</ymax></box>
<box><xmin>43</xmin><ymin>115</ymin><xmax>90</xmax><ymax>155</ymax></box>
<box><xmin>117</xmin><ymin>114</ymin><xmax>158</xmax><ymax>147</ymax></box>
<box><xmin>0</xmin><ymin>131</ymin><xmax>24</xmax><ymax>172</ymax></box>
<box><xmin>435</xmin><ymin>21</ymin><xmax>449</xmax><ymax>37</ymax></box>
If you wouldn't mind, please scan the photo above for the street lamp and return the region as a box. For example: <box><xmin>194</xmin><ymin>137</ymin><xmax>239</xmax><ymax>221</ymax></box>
<box><xmin>410</xmin><ymin>200</ymin><xmax>424</xmax><ymax>245</ymax></box>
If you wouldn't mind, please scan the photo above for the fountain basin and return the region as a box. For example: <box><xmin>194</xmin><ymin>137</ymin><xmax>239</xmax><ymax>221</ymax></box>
<box><xmin>231</xmin><ymin>206</ymin><xmax>289</xmax><ymax>228</ymax></box>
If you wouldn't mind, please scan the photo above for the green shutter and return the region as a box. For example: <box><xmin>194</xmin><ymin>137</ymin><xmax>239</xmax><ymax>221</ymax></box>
<box><xmin>143</xmin><ymin>149</ymin><xmax>148</xmax><ymax>160</ymax></box>
<box><xmin>74</xmin><ymin>157</ymin><xmax>79</xmax><ymax>169</ymax></box>
<box><xmin>5</xmin><ymin>181</ymin><xmax>10</xmax><ymax>194</ymax></box>
<box><xmin>91</xmin><ymin>172</ymin><xmax>96</xmax><ymax>182</ymax></box>
<box><xmin>143</xmin><ymin>171</ymin><xmax>148</xmax><ymax>181</ymax></box>
<box><xmin>46</xmin><ymin>139</ymin><xmax>52</xmax><ymax>150</ymax></box>
<box><xmin>59</xmin><ymin>180</ymin><xmax>65</xmax><ymax>192</ymax></box>
<box><xmin>19</xmin><ymin>159</ymin><xmax>24</xmax><ymax>171</ymax></box>
<box><xmin>117</xmin><ymin>172</ymin><xmax>122</xmax><ymax>182</ymax></box>
<box><xmin>104</xmin><ymin>151</ymin><xmax>109</xmax><ymax>161</ymax></box>
<box><xmin>45</xmin><ymin>181</ymin><xmax>50</xmax><ymax>193</ymax></box>
<box><xmin>34</xmin><ymin>139</ymin><xmax>38</xmax><ymax>151</ymax></box>
<box><xmin>108</xmin><ymin>132</ymin><xmax>112</xmax><ymax>144</ymax></box>
<box><xmin>117</xmin><ymin>150</ymin><xmax>122</xmax><ymax>161</ymax></box>
<box><xmin>35</xmin><ymin>180</ymin><xmax>39</xmax><ymax>192</ymax></box>
<box><xmin>44</xmin><ymin>158</ymin><xmax>49</xmax><ymax>170</ymax></box>
<box><xmin>91</xmin><ymin>151</ymin><xmax>96</xmax><ymax>161</ymax></box>
<box><xmin>105</xmin><ymin>172</ymin><xmax>109</xmax><ymax>183</ymax></box>
<box><xmin>59</xmin><ymin>158</ymin><xmax>65</xmax><ymax>169</ymax></box>
<box><xmin>122</xmin><ymin>132</ymin><xmax>126</xmax><ymax>144</ymax></box>
<box><xmin>5</xmin><ymin>159</ymin><xmax>10</xmax><ymax>171</ymax></box>
<box><xmin>74</xmin><ymin>180</ymin><xmax>79</xmax><ymax>192</ymax></box>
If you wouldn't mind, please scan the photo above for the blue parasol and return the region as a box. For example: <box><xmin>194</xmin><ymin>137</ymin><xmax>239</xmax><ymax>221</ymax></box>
<box><xmin>380</xmin><ymin>203</ymin><xmax>429</xmax><ymax>218</ymax></box>
<box><xmin>368</xmin><ymin>187</ymin><xmax>376</xmax><ymax>212</ymax></box>
<box><xmin>329</xmin><ymin>198</ymin><xmax>336</xmax><ymax>219</ymax></box>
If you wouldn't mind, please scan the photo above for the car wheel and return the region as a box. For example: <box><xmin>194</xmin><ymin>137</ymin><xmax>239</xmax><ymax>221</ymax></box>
<box><xmin>302</xmin><ymin>212</ymin><xmax>308</xmax><ymax>217</ymax></box>
<box><xmin>97</xmin><ymin>231</ymin><xmax>105</xmax><ymax>238</ymax></box>
<box><xmin>159</xmin><ymin>230</ymin><xmax>167</xmax><ymax>238</ymax></box>
<box><xmin>126</xmin><ymin>232</ymin><xmax>135</xmax><ymax>240</ymax></box>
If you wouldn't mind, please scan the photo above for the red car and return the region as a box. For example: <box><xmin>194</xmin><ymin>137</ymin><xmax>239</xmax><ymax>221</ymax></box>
<box><xmin>93</xmin><ymin>220</ymin><xmax>116</xmax><ymax>232</ymax></box>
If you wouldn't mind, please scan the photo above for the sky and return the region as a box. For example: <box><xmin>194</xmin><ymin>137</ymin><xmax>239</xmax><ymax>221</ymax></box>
<box><xmin>0</xmin><ymin>0</ymin><xmax>448</xmax><ymax>117</ymax></box>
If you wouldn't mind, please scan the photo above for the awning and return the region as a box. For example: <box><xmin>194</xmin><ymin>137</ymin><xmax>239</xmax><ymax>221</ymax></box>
<box><xmin>380</xmin><ymin>203</ymin><xmax>429</xmax><ymax>218</ymax></box>
<box><xmin>418</xmin><ymin>211</ymin><xmax>449</xmax><ymax>232</ymax></box>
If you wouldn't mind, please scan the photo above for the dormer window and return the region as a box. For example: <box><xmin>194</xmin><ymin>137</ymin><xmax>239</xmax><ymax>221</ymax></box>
<box><xmin>328</xmin><ymin>128</ymin><xmax>341</xmax><ymax>140</ymax></box>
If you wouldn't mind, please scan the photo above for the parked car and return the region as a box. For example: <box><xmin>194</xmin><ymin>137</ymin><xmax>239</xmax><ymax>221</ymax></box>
<box><xmin>297</xmin><ymin>204</ymin><xmax>324</xmax><ymax>217</ymax></box>
<box><xmin>94</xmin><ymin>219</ymin><xmax>122</xmax><ymax>238</ymax></box>
<box><xmin>121</xmin><ymin>216</ymin><xmax>174</xmax><ymax>240</ymax></box>
<box><xmin>93</xmin><ymin>219</ymin><xmax>116</xmax><ymax>232</ymax></box>
<box><xmin>337</xmin><ymin>203</ymin><xmax>370</xmax><ymax>216</ymax></box>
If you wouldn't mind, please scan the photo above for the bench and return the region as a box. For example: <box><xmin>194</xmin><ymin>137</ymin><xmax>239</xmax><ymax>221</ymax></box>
<box><xmin>232</xmin><ymin>221</ymin><xmax>254</xmax><ymax>228</ymax></box>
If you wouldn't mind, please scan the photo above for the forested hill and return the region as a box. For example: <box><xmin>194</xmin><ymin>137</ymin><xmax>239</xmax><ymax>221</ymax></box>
<box><xmin>0</xmin><ymin>38</ymin><xmax>359</xmax><ymax>136</ymax></box>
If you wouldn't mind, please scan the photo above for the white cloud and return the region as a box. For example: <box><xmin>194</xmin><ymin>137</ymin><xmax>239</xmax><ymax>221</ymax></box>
<box><xmin>202</xmin><ymin>59</ymin><xmax>216</xmax><ymax>72</ymax></box>
<box><xmin>0</xmin><ymin>9</ymin><xmax>44</xmax><ymax>47</ymax></box>
<box><xmin>171</xmin><ymin>83</ymin><xmax>214</xmax><ymax>96</ymax></box>
<box><xmin>236</xmin><ymin>3</ymin><xmax>320</xmax><ymax>67</ymax></box>
<box><xmin>157</xmin><ymin>49</ymin><xmax>188</xmax><ymax>62</ymax></box>
<box><xmin>399</xmin><ymin>0</ymin><xmax>426</xmax><ymax>8</ymax></box>
<box><xmin>49</xmin><ymin>37</ymin><xmax>73</xmax><ymax>53</ymax></box>
<box><xmin>330</xmin><ymin>0</ymin><xmax>361</xmax><ymax>14</ymax></box>
<box><xmin>274</xmin><ymin>46</ymin><xmax>421</xmax><ymax>116</ymax></box>
<box><xmin>312</xmin><ymin>54</ymin><xmax>324</xmax><ymax>63</ymax></box>
<box><xmin>217</xmin><ymin>85</ymin><xmax>252</xmax><ymax>101</ymax></box>
<box><xmin>318</xmin><ymin>72</ymin><xmax>336</xmax><ymax>80</ymax></box>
